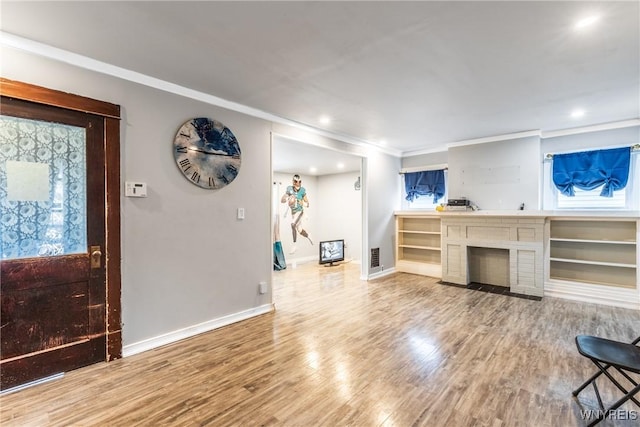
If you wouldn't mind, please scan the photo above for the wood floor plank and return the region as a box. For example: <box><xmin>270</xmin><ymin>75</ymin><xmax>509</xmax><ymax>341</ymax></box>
<box><xmin>1</xmin><ymin>262</ymin><xmax>639</xmax><ymax>426</ymax></box>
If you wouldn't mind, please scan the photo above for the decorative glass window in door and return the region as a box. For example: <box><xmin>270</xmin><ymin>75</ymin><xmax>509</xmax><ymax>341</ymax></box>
<box><xmin>0</xmin><ymin>116</ymin><xmax>87</xmax><ymax>259</ymax></box>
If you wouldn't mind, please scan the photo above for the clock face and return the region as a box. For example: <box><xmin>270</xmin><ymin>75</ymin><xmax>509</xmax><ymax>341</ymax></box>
<box><xmin>173</xmin><ymin>118</ymin><xmax>241</xmax><ymax>189</ymax></box>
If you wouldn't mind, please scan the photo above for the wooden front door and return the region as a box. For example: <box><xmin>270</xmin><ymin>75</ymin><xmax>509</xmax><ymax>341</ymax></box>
<box><xmin>0</xmin><ymin>79</ymin><xmax>122</xmax><ymax>390</ymax></box>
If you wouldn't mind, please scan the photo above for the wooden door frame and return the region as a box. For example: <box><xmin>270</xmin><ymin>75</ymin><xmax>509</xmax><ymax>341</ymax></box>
<box><xmin>0</xmin><ymin>78</ymin><xmax>122</xmax><ymax>361</ymax></box>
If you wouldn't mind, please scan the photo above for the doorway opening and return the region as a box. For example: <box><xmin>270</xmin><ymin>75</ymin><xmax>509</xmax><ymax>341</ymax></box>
<box><xmin>271</xmin><ymin>133</ymin><xmax>366</xmax><ymax>293</ymax></box>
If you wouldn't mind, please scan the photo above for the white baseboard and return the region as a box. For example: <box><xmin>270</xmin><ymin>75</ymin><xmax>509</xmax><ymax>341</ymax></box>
<box><xmin>286</xmin><ymin>255</ymin><xmax>317</xmax><ymax>266</ymax></box>
<box><xmin>0</xmin><ymin>373</ymin><xmax>64</xmax><ymax>395</ymax></box>
<box><xmin>122</xmin><ymin>303</ymin><xmax>275</xmax><ymax>357</ymax></box>
<box><xmin>544</xmin><ymin>280</ymin><xmax>639</xmax><ymax>310</ymax></box>
<box><xmin>367</xmin><ymin>267</ymin><xmax>396</xmax><ymax>281</ymax></box>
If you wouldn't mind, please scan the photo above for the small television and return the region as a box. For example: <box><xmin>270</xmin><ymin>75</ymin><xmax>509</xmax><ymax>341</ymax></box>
<box><xmin>319</xmin><ymin>239</ymin><xmax>345</xmax><ymax>266</ymax></box>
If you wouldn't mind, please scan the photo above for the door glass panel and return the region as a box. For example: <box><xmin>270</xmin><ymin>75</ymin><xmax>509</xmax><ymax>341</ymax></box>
<box><xmin>0</xmin><ymin>116</ymin><xmax>87</xmax><ymax>259</ymax></box>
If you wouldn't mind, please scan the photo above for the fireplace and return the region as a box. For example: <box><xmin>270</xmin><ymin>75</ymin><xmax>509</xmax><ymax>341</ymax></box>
<box><xmin>468</xmin><ymin>246</ymin><xmax>509</xmax><ymax>287</ymax></box>
<box><xmin>441</xmin><ymin>215</ymin><xmax>544</xmax><ymax>297</ymax></box>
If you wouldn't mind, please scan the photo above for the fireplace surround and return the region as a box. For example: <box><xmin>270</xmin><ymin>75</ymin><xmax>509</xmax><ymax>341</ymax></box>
<box><xmin>441</xmin><ymin>215</ymin><xmax>545</xmax><ymax>297</ymax></box>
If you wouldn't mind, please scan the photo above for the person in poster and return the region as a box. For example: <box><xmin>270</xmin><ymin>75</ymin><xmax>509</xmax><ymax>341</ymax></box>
<box><xmin>281</xmin><ymin>174</ymin><xmax>313</xmax><ymax>253</ymax></box>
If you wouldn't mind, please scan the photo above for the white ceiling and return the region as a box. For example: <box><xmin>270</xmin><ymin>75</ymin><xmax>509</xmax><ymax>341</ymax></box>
<box><xmin>2</xmin><ymin>1</ymin><xmax>639</xmax><ymax>172</ymax></box>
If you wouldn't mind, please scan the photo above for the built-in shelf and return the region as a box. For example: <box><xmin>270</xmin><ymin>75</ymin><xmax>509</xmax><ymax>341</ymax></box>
<box><xmin>398</xmin><ymin>230</ymin><xmax>441</xmax><ymax>235</ymax></box>
<box><xmin>549</xmin><ymin>237</ymin><xmax>636</xmax><ymax>245</ymax></box>
<box><xmin>548</xmin><ymin>218</ymin><xmax>638</xmax><ymax>290</ymax></box>
<box><xmin>396</xmin><ymin>215</ymin><xmax>442</xmax><ymax>278</ymax></box>
<box><xmin>549</xmin><ymin>257</ymin><xmax>636</xmax><ymax>269</ymax></box>
<box><xmin>398</xmin><ymin>244</ymin><xmax>441</xmax><ymax>251</ymax></box>
<box><xmin>550</xmin><ymin>219</ymin><xmax>636</xmax><ymax>242</ymax></box>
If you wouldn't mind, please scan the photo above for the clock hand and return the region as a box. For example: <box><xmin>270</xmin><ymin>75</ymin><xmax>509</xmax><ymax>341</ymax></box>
<box><xmin>187</xmin><ymin>147</ymin><xmax>232</xmax><ymax>156</ymax></box>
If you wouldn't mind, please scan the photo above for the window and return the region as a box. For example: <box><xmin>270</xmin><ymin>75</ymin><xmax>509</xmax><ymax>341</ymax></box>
<box><xmin>544</xmin><ymin>145</ymin><xmax>639</xmax><ymax>211</ymax></box>
<box><xmin>0</xmin><ymin>116</ymin><xmax>87</xmax><ymax>259</ymax></box>
<box><xmin>557</xmin><ymin>186</ymin><xmax>626</xmax><ymax>209</ymax></box>
<box><xmin>402</xmin><ymin>169</ymin><xmax>448</xmax><ymax>210</ymax></box>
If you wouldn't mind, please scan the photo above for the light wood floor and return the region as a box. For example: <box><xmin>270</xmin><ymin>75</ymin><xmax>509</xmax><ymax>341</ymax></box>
<box><xmin>1</xmin><ymin>262</ymin><xmax>639</xmax><ymax>426</ymax></box>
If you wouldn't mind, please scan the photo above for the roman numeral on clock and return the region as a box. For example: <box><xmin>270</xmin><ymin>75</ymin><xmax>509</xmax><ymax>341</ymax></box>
<box><xmin>179</xmin><ymin>158</ymin><xmax>191</xmax><ymax>172</ymax></box>
<box><xmin>176</xmin><ymin>145</ymin><xmax>188</xmax><ymax>153</ymax></box>
<box><xmin>190</xmin><ymin>171</ymin><xmax>200</xmax><ymax>183</ymax></box>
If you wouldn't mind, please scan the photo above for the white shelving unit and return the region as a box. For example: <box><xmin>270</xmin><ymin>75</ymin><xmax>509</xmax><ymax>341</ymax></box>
<box><xmin>395</xmin><ymin>215</ymin><xmax>441</xmax><ymax>278</ymax></box>
<box><xmin>547</xmin><ymin>219</ymin><xmax>638</xmax><ymax>289</ymax></box>
<box><xmin>392</xmin><ymin>211</ymin><xmax>639</xmax><ymax>309</ymax></box>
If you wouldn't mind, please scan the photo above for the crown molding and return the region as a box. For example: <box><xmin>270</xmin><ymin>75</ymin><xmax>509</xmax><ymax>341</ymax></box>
<box><xmin>402</xmin><ymin>145</ymin><xmax>448</xmax><ymax>157</ymax></box>
<box><xmin>446</xmin><ymin>130</ymin><xmax>541</xmax><ymax>149</ymax></box>
<box><xmin>541</xmin><ymin>119</ymin><xmax>640</xmax><ymax>139</ymax></box>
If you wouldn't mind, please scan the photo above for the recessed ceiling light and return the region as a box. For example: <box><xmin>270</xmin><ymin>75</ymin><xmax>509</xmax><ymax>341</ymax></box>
<box><xmin>309</xmin><ymin>166</ymin><xmax>317</xmax><ymax>174</ymax></box>
<box><xmin>575</xmin><ymin>15</ymin><xmax>600</xmax><ymax>29</ymax></box>
<box><xmin>571</xmin><ymin>109</ymin><xmax>586</xmax><ymax>118</ymax></box>
<box><xmin>337</xmin><ymin>163</ymin><xmax>345</xmax><ymax>169</ymax></box>
<box><xmin>319</xmin><ymin>115</ymin><xmax>331</xmax><ymax>125</ymax></box>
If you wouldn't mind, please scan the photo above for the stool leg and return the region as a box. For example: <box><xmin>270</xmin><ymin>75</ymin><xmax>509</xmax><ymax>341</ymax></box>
<box><xmin>573</xmin><ymin>367</ymin><xmax>608</xmax><ymax>397</ymax></box>
<box><xmin>600</xmin><ymin>365</ymin><xmax>640</xmax><ymax>406</ymax></box>
<box><xmin>607</xmin><ymin>381</ymin><xmax>640</xmax><ymax>411</ymax></box>
<box><xmin>586</xmin><ymin>413</ymin><xmax>604</xmax><ymax>427</ymax></box>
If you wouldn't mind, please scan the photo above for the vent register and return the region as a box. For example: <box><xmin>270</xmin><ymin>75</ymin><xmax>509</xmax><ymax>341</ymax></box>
<box><xmin>370</xmin><ymin>248</ymin><xmax>380</xmax><ymax>268</ymax></box>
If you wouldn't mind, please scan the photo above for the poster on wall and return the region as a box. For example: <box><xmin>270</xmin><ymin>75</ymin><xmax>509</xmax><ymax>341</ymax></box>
<box><xmin>280</xmin><ymin>174</ymin><xmax>313</xmax><ymax>254</ymax></box>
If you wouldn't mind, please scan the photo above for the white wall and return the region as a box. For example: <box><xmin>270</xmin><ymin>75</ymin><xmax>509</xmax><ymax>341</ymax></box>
<box><xmin>401</xmin><ymin>150</ymin><xmax>448</xmax><ymax>169</ymax></box>
<box><xmin>365</xmin><ymin>151</ymin><xmax>402</xmax><ymax>274</ymax></box>
<box><xmin>316</xmin><ymin>171</ymin><xmax>362</xmax><ymax>263</ymax></box>
<box><xmin>448</xmin><ymin>136</ymin><xmax>541</xmax><ymax>210</ymax></box>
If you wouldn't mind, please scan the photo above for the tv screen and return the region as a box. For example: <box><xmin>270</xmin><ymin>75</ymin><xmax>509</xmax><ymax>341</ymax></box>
<box><xmin>319</xmin><ymin>239</ymin><xmax>345</xmax><ymax>265</ymax></box>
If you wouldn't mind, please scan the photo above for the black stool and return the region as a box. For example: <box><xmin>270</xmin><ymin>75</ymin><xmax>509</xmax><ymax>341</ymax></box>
<box><xmin>573</xmin><ymin>335</ymin><xmax>640</xmax><ymax>426</ymax></box>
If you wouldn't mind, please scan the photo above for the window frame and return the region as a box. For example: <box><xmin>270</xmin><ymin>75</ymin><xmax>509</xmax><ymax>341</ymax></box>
<box><xmin>401</xmin><ymin>167</ymin><xmax>448</xmax><ymax>210</ymax></box>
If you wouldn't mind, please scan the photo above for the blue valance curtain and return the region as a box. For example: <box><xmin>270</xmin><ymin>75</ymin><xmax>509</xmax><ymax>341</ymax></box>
<box><xmin>552</xmin><ymin>147</ymin><xmax>631</xmax><ymax>197</ymax></box>
<box><xmin>405</xmin><ymin>169</ymin><xmax>445</xmax><ymax>203</ymax></box>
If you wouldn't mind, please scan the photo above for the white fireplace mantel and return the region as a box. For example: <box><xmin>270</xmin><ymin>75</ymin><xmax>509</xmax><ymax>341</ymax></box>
<box><xmin>440</xmin><ymin>215</ymin><xmax>545</xmax><ymax>296</ymax></box>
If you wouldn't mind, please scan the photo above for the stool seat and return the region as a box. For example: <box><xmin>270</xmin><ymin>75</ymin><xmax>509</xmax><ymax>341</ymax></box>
<box><xmin>576</xmin><ymin>335</ymin><xmax>640</xmax><ymax>374</ymax></box>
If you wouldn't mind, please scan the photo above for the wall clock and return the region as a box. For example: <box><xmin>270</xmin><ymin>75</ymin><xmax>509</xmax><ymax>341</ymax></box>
<box><xmin>173</xmin><ymin>117</ymin><xmax>241</xmax><ymax>189</ymax></box>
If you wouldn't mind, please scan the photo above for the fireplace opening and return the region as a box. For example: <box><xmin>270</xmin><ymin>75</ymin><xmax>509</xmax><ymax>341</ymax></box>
<box><xmin>468</xmin><ymin>247</ymin><xmax>509</xmax><ymax>287</ymax></box>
